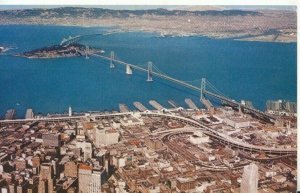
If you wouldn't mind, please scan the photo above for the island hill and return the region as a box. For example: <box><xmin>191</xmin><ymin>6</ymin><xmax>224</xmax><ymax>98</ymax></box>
<box><xmin>16</xmin><ymin>43</ymin><xmax>104</xmax><ymax>59</ymax></box>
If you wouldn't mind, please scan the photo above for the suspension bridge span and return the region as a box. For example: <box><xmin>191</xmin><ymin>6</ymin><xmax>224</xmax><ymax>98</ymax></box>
<box><xmin>59</xmin><ymin>32</ymin><xmax>277</xmax><ymax>123</ymax></box>
<box><xmin>59</xmin><ymin>31</ymin><xmax>279</xmax><ymax>123</ymax></box>
<box><xmin>90</xmin><ymin>51</ymin><xmax>276</xmax><ymax>123</ymax></box>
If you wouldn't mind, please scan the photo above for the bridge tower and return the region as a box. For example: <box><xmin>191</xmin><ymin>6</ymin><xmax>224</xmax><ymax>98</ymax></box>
<box><xmin>126</xmin><ymin>64</ymin><xmax>133</xmax><ymax>75</ymax></box>
<box><xmin>200</xmin><ymin>78</ymin><xmax>206</xmax><ymax>100</ymax></box>
<box><xmin>147</xmin><ymin>61</ymin><xmax>153</xmax><ymax>82</ymax></box>
<box><xmin>85</xmin><ymin>45</ymin><xmax>89</xmax><ymax>59</ymax></box>
<box><xmin>110</xmin><ymin>51</ymin><xmax>115</xmax><ymax>68</ymax></box>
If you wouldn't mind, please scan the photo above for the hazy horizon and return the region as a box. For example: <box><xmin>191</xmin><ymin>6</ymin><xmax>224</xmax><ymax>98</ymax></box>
<box><xmin>0</xmin><ymin>5</ymin><xmax>296</xmax><ymax>11</ymax></box>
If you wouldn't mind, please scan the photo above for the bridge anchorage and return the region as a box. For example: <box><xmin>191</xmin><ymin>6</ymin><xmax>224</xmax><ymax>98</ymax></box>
<box><xmin>200</xmin><ymin>78</ymin><xmax>276</xmax><ymax>123</ymax></box>
<box><xmin>91</xmin><ymin>51</ymin><xmax>277</xmax><ymax>123</ymax></box>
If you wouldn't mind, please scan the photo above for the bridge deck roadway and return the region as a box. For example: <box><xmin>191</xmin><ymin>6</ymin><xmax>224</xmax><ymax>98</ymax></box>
<box><xmin>61</xmin><ymin>34</ymin><xmax>276</xmax><ymax>122</ymax></box>
<box><xmin>92</xmin><ymin>53</ymin><xmax>276</xmax><ymax>122</ymax></box>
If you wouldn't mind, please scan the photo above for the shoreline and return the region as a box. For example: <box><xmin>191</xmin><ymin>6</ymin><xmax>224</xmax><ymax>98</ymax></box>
<box><xmin>0</xmin><ymin>23</ymin><xmax>296</xmax><ymax>43</ymax></box>
<box><xmin>0</xmin><ymin>7</ymin><xmax>296</xmax><ymax>43</ymax></box>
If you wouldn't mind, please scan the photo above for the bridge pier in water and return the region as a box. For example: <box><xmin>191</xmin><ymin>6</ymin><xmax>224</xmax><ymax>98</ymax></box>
<box><xmin>200</xmin><ymin>78</ymin><xmax>206</xmax><ymax>100</ymax></box>
<box><xmin>85</xmin><ymin>45</ymin><xmax>89</xmax><ymax>59</ymax></box>
<box><xmin>126</xmin><ymin>64</ymin><xmax>133</xmax><ymax>75</ymax></box>
<box><xmin>110</xmin><ymin>51</ymin><xmax>115</xmax><ymax>68</ymax></box>
<box><xmin>147</xmin><ymin>61</ymin><xmax>153</xmax><ymax>82</ymax></box>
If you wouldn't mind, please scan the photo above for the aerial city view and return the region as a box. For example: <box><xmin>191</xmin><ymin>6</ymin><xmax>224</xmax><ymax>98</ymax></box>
<box><xmin>0</xmin><ymin>5</ymin><xmax>297</xmax><ymax>193</ymax></box>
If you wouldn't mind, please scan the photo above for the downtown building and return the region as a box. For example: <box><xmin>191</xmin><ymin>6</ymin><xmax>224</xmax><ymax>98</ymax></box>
<box><xmin>78</xmin><ymin>164</ymin><xmax>104</xmax><ymax>193</ymax></box>
<box><xmin>240</xmin><ymin>163</ymin><xmax>259</xmax><ymax>193</ymax></box>
<box><xmin>38</xmin><ymin>163</ymin><xmax>55</xmax><ymax>193</ymax></box>
<box><xmin>94</xmin><ymin>127</ymin><xmax>119</xmax><ymax>147</ymax></box>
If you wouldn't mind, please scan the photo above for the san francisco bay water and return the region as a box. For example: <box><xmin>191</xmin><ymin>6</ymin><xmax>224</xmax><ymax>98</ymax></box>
<box><xmin>0</xmin><ymin>25</ymin><xmax>296</xmax><ymax>118</ymax></box>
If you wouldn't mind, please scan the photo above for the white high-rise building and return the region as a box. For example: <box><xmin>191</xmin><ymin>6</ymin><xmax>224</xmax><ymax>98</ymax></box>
<box><xmin>89</xmin><ymin>170</ymin><xmax>102</xmax><ymax>193</ymax></box>
<box><xmin>94</xmin><ymin>127</ymin><xmax>119</xmax><ymax>147</ymax></box>
<box><xmin>78</xmin><ymin>164</ymin><xmax>103</xmax><ymax>193</ymax></box>
<box><xmin>241</xmin><ymin>163</ymin><xmax>259</xmax><ymax>193</ymax></box>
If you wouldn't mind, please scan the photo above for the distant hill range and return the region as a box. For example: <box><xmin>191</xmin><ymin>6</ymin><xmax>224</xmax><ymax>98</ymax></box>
<box><xmin>0</xmin><ymin>7</ymin><xmax>296</xmax><ymax>43</ymax></box>
<box><xmin>0</xmin><ymin>7</ymin><xmax>262</xmax><ymax>18</ymax></box>
<box><xmin>166</xmin><ymin>5</ymin><xmax>225</xmax><ymax>11</ymax></box>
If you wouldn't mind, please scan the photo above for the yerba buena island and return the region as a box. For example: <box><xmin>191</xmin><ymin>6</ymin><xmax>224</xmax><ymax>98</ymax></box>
<box><xmin>0</xmin><ymin>5</ymin><xmax>297</xmax><ymax>193</ymax></box>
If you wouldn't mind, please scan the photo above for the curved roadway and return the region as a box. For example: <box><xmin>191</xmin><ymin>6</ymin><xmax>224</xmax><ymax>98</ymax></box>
<box><xmin>141</xmin><ymin>112</ymin><xmax>296</xmax><ymax>155</ymax></box>
<box><xmin>0</xmin><ymin>111</ymin><xmax>296</xmax><ymax>155</ymax></box>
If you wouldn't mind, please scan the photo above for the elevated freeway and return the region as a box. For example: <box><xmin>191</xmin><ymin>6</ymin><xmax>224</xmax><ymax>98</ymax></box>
<box><xmin>0</xmin><ymin>110</ymin><xmax>296</xmax><ymax>155</ymax></box>
<box><xmin>142</xmin><ymin>112</ymin><xmax>296</xmax><ymax>155</ymax></box>
<box><xmin>0</xmin><ymin>112</ymin><xmax>132</xmax><ymax>124</ymax></box>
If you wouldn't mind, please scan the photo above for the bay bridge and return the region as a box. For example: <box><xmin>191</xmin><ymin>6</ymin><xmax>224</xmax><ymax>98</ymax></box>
<box><xmin>83</xmin><ymin>48</ymin><xmax>276</xmax><ymax>123</ymax></box>
<box><xmin>60</xmin><ymin>33</ymin><xmax>275</xmax><ymax>124</ymax></box>
<box><xmin>60</xmin><ymin>31</ymin><xmax>277</xmax><ymax>122</ymax></box>
<box><xmin>60</xmin><ymin>30</ymin><xmax>132</xmax><ymax>46</ymax></box>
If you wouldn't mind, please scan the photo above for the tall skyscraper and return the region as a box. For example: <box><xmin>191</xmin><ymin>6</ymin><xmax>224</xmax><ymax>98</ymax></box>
<box><xmin>38</xmin><ymin>163</ymin><xmax>54</xmax><ymax>193</ymax></box>
<box><xmin>241</xmin><ymin>163</ymin><xmax>259</xmax><ymax>193</ymax></box>
<box><xmin>78</xmin><ymin>164</ymin><xmax>103</xmax><ymax>193</ymax></box>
